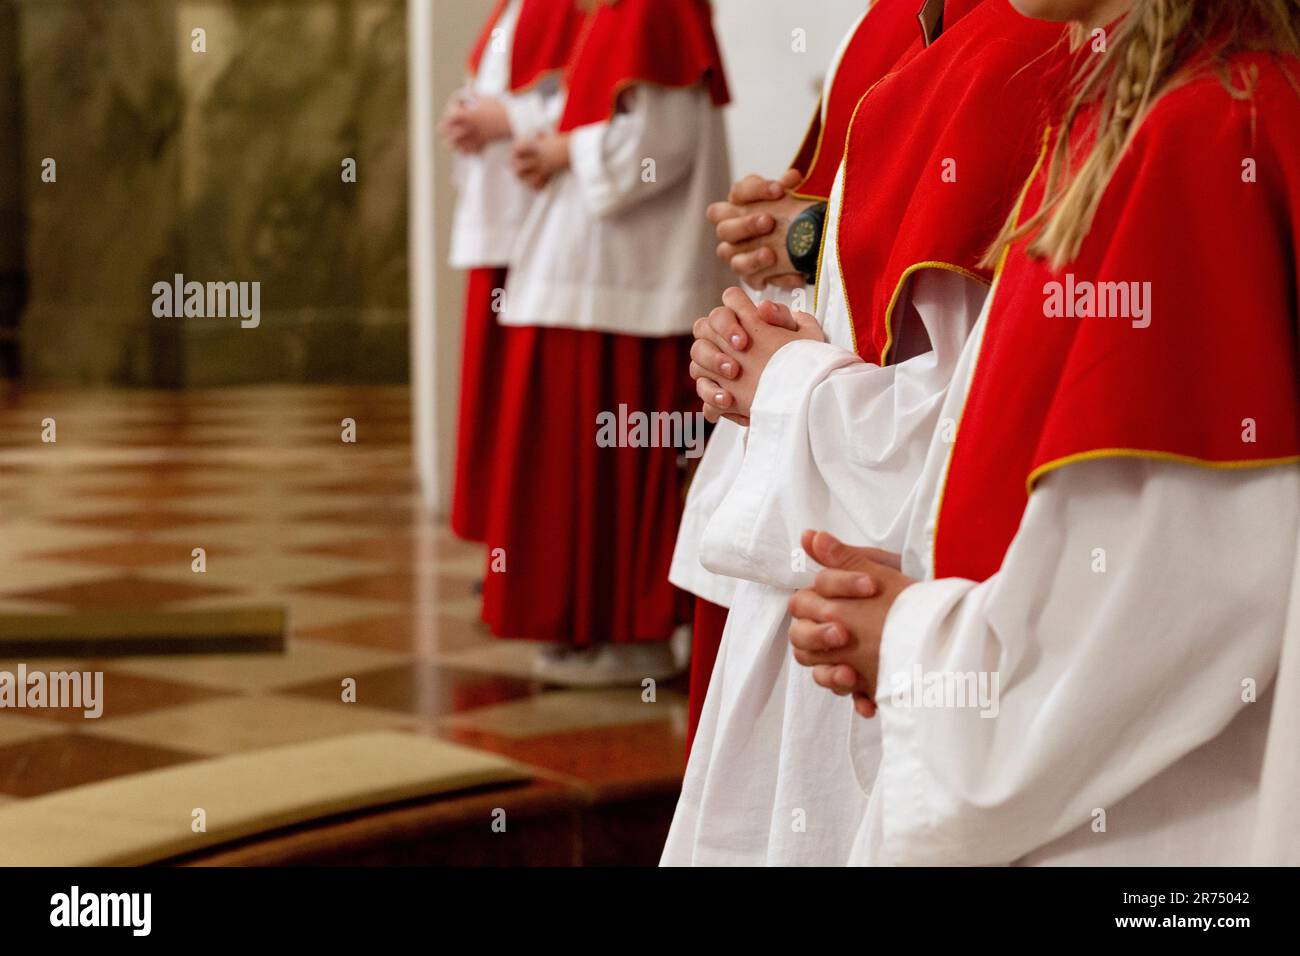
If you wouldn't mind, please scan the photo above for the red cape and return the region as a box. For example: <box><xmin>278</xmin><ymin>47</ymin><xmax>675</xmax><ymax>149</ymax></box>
<box><xmin>935</xmin><ymin>54</ymin><xmax>1300</xmax><ymax>582</ymax></box>
<box><xmin>837</xmin><ymin>0</ymin><xmax>1069</xmax><ymax>365</ymax></box>
<box><xmin>467</xmin><ymin>0</ymin><xmax>587</xmax><ymax>93</ymax></box>
<box><xmin>557</xmin><ymin>0</ymin><xmax>730</xmax><ymax>133</ymax></box>
<box><xmin>789</xmin><ymin>0</ymin><xmax>928</xmax><ymax>201</ymax></box>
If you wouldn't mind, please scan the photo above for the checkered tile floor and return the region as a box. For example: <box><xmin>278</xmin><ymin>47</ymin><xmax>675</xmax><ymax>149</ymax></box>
<box><xmin>0</xmin><ymin>385</ymin><xmax>687</xmax><ymax>804</ymax></box>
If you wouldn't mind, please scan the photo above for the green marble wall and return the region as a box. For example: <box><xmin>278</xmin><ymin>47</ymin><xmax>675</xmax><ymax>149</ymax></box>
<box><xmin>0</xmin><ymin>0</ymin><xmax>24</xmax><ymax>377</ymax></box>
<box><xmin>14</xmin><ymin>0</ymin><xmax>408</xmax><ymax>387</ymax></box>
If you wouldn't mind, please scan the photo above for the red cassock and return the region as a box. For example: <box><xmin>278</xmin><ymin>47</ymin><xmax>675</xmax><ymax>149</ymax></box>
<box><xmin>686</xmin><ymin>597</ymin><xmax>728</xmax><ymax>755</ymax></box>
<box><xmin>555</xmin><ymin>0</ymin><xmax>730</xmax><ymax>133</ymax></box>
<box><xmin>481</xmin><ymin>0</ymin><xmax>729</xmax><ymax>647</ymax></box>
<box><xmin>466</xmin><ymin>0</ymin><xmax>588</xmax><ymax>91</ymax></box>
<box><xmin>452</xmin><ymin>266</ymin><xmax>508</xmax><ymax>542</ymax></box>
<box><xmin>452</xmin><ymin>0</ymin><xmax>589</xmax><ymax>542</ymax></box>
<box><xmin>935</xmin><ymin>54</ymin><xmax>1300</xmax><ymax>581</ymax></box>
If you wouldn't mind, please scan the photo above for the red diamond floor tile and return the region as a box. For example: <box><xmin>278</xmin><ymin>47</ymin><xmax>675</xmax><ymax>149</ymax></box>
<box><xmin>15</xmin><ymin>670</ymin><xmax>237</xmax><ymax>724</ymax></box>
<box><xmin>281</xmin><ymin>663</ymin><xmax>540</xmax><ymax>718</ymax></box>
<box><xmin>28</xmin><ymin>540</ymin><xmax>248</xmax><ymax>570</ymax></box>
<box><xmin>6</xmin><ymin>575</ymin><xmax>238</xmax><ymax>610</ymax></box>
<box><xmin>0</xmin><ymin>733</ymin><xmax>202</xmax><ymax>797</ymax></box>
<box><xmin>293</xmin><ymin>612</ymin><xmax>486</xmax><ymax>654</ymax></box>
<box><xmin>49</xmin><ymin>510</ymin><xmax>239</xmax><ymax>533</ymax></box>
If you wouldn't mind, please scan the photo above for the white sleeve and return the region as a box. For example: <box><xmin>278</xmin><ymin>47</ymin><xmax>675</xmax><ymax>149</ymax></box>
<box><xmin>566</xmin><ymin>84</ymin><xmax>701</xmax><ymax>218</ymax></box>
<box><xmin>503</xmin><ymin>85</ymin><xmax>562</xmax><ymax>138</ymax></box>
<box><xmin>699</xmin><ymin>274</ymin><xmax>987</xmax><ymax>591</ymax></box>
<box><xmin>1254</xmin><ymin>528</ymin><xmax>1300</xmax><ymax>863</ymax></box>
<box><xmin>871</xmin><ymin>458</ymin><xmax>1300</xmax><ymax>865</ymax></box>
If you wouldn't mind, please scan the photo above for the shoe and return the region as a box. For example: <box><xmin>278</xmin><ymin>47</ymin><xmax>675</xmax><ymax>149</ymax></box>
<box><xmin>530</xmin><ymin>641</ymin><xmax>683</xmax><ymax>688</ymax></box>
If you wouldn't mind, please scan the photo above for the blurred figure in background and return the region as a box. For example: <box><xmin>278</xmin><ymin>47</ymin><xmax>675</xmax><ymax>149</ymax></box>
<box><xmin>482</xmin><ymin>0</ymin><xmax>732</xmax><ymax>685</ymax></box>
<box><xmin>440</xmin><ymin>0</ymin><xmax>585</xmax><ymax>542</ymax></box>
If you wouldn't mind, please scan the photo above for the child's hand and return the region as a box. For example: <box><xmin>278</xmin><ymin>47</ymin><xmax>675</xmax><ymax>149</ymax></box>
<box><xmin>787</xmin><ymin>530</ymin><xmax>913</xmax><ymax>720</ymax></box>
<box><xmin>707</xmin><ymin>169</ymin><xmax>812</xmax><ymax>289</ymax></box>
<box><xmin>511</xmin><ymin>133</ymin><xmax>571</xmax><ymax>189</ymax></box>
<box><xmin>438</xmin><ymin>96</ymin><xmax>511</xmax><ymax>154</ymax></box>
<box><xmin>689</xmin><ymin>288</ymin><xmax>823</xmax><ymax>423</ymax></box>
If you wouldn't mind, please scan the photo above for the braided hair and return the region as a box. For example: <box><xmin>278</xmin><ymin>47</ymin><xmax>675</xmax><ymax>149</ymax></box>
<box><xmin>987</xmin><ymin>0</ymin><xmax>1300</xmax><ymax>270</ymax></box>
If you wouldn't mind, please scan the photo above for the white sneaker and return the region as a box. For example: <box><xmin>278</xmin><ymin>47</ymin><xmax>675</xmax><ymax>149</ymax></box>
<box><xmin>669</xmin><ymin>623</ymin><xmax>692</xmax><ymax>671</ymax></box>
<box><xmin>530</xmin><ymin>641</ymin><xmax>682</xmax><ymax>688</ymax></box>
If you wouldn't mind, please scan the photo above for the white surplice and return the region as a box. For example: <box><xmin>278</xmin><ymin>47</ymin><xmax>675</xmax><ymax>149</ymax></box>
<box><xmin>503</xmin><ymin>85</ymin><xmax>732</xmax><ymax>337</ymax></box>
<box><xmin>671</xmin><ymin>417</ymin><xmax>746</xmax><ymax>609</ymax></box>
<box><xmin>846</xmin><ymin>294</ymin><xmax>1300</xmax><ymax>866</ymax></box>
<box><xmin>449</xmin><ymin>0</ymin><xmax>558</xmax><ymax>270</ymax></box>
<box><xmin>669</xmin><ymin>6</ymin><xmax>875</xmax><ymax>611</ymax></box>
<box><xmin>671</xmin><ymin>286</ymin><xmax>815</xmax><ymax>610</ymax></box>
<box><xmin>662</xmin><ymin>157</ymin><xmax>990</xmax><ymax>864</ymax></box>
<box><xmin>1253</xmin><ymin>531</ymin><xmax>1300</xmax><ymax>864</ymax></box>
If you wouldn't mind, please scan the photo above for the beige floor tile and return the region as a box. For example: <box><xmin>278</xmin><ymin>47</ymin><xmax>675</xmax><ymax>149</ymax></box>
<box><xmin>403</xmin><ymin>611</ymin><xmax>494</xmax><ymax>657</ymax></box>
<box><xmin>0</xmin><ymin>599</ymin><xmax>93</xmax><ymax>616</ymax></box>
<box><xmin>145</xmin><ymin>553</ymin><xmax>391</xmax><ymax>591</ymax></box>
<box><xmin>437</xmin><ymin>595</ymin><xmax>487</xmax><ymax>625</ymax></box>
<box><xmin>442</xmin><ymin>688</ymin><xmax>688</xmax><ymax>739</ymax></box>
<box><xmin>0</xmin><ymin>522</ymin><xmax>125</xmax><ymax>559</ymax></box>
<box><xmin>0</xmin><ymin>559</ymin><xmax>119</xmax><ymax>595</ymax></box>
<box><xmin>151</xmin><ymin>520</ymin><xmax>379</xmax><ymax>551</ymax></box>
<box><xmin>106</xmin><ymin>638</ymin><xmax>404</xmax><ymax>692</ymax></box>
<box><xmin>0</xmin><ymin>658</ymin><xmax>87</xmax><ymax>673</ymax></box>
<box><xmin>430</xmin><ymin>640</ymin><xmax>541</xmax><ymax>680</ymax></box>
<box><xmin>12</xmin><ymin>490</ymin><xmax>145</xmax><ymax>519</ymax></box>
<box><xmin>81</xmin><ymin>693</ymin><xmax>420</xmax><ymax>755</ymax></box>
<box><xmin>161</xmin><ymin>490</ymin><xmax>302</xmax><ymax>517</ymax></box>
<box><xmin>172</xmin><ymin>588</ymin><xmax>403</xmax><ymax>633</ymax></box>
<box><xmin>284</xmin><ymin>594</ymin><xmax>408</xmax><ymax>632</ymax></box>
<box><xmin>436</xmin><ymin>551</ymin><xmax>489</xmax><ymax>579</ymax></box>
<box><xmin>0</xmin><ymin>447</ymin><xmax>204</xmax><ymax>470</ymax></box>
<box><xmin>194</xmin><ymin>447</ymin><xmax>410</xmax><ymax>473</ymax></box>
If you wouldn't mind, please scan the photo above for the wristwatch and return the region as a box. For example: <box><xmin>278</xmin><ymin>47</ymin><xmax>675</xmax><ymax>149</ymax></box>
<box><xmin>787</xmin><ymin>202</ymin><xmax>829</xmax><ymax>286</ymax></box>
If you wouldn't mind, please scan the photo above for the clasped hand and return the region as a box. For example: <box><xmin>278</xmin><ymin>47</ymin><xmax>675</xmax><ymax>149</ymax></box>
<box><xmin>787</xmin><ymin>530</ymin><xmax>915</xmax><ymax>720</ymax></box>
<box><xmin>708</xmin><ymin>169</ymin><xmax>817</xmax><ymax>289</ymax></box>
<box><xmin>690</xmin><ymin>287</ymin><xmax>823</xmax><ymax>425</ymax></box>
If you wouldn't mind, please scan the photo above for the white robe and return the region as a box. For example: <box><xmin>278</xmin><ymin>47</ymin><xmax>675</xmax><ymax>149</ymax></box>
<box><xmin>503</xmin><ymin>85</ymin><xmax>733</xmax><ymax>337</ymax></box>
<box><xmin>848</xmin><ymin>294</ymin><xmax>1300</xmax><ymax>866</ymax></box>
<box><xmin>669</xmin><ymin>7</ymin><xmax>876</xmax><ymax>609</ymax></box>
<box><xmin>670</xmin><ymin>283</ymin><xmax>814</xmax><ymax>609</ymax></box>
<box><xmin>1253</xmin><ymin>530</ymin><xmax>1300</xmax><ymax>864</ymax></box>
<box><xmin>671</xmin><ymin>416</ymin><xmax>747</xmax><ymax>609</ymax></box>
<box><xmin>662</xmin><ymin>158</ymin><xmax>990</xmax><ymax>864</ymax></box>
<box><xmin>448</xmin><ymin>0</ymin><xmax>558</xmax><ymax>270</ymax></box>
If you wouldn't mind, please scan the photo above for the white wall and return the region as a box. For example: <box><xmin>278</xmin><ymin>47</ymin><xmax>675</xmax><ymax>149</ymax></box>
<box><xmin>714</xmin><ymin>0</ymin><xmax>866</xmax><ymax>178</ymax></box>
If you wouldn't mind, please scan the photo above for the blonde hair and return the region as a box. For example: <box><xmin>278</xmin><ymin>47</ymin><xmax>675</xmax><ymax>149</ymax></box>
<box><xmin>988</xmin><ymin>0</ymin><xmax>1300</xmax><ymax>270</ymax></box>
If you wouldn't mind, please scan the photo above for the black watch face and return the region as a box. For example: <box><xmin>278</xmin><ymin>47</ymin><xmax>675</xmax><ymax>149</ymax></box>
<box><xmin>789</xmin><ymin>215</ymin><xmax>818</xmax><ymax>260</ymax></box>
